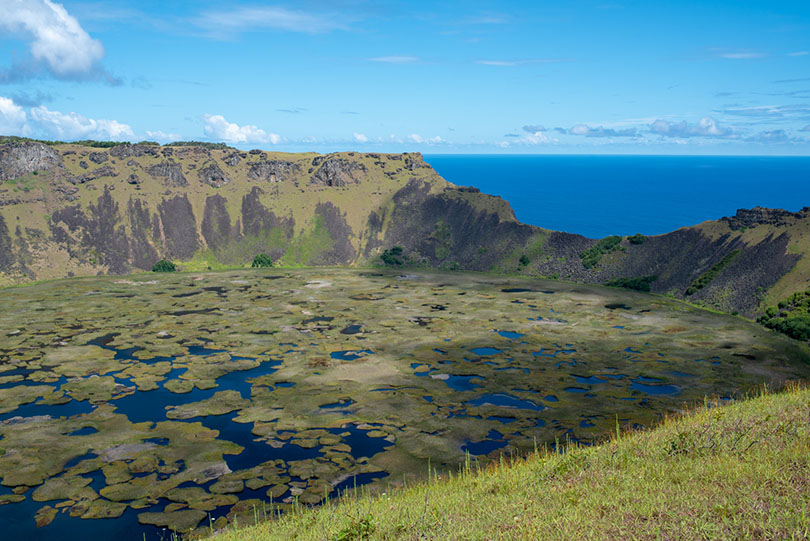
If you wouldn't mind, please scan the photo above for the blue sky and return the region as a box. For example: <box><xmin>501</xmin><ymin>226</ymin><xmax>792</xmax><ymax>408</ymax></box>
<box><xmin>0</xmin><ymin>0</ymin><xmax>809</xmax><ymax>154</ymax></box>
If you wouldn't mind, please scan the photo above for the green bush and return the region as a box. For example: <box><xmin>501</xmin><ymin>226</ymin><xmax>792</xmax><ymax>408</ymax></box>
<box><xmin>605</xmin><ymin>275</ymin><xmax>658</xmax><ymax>292</ymax></box>
<box><xmin>251</xmin><ymin>253</ymin><xmax>274</xmax><ymax>268</ymax></box>
<box><xmin>519</xmin><ymin>254</ymin><xmax>530</xmax><ymax>266</ymax></box>
<box><xmin>685</xmin><ymin>250</ymin><xmax>740</xmax><ymax>296</ymax></box>
<box><xmin>168</xmin><ymin>141</ymin><xmax>233</xmax><ymax>150</ymax></box>
<box><xmin>580</xmin><ymin>236</ymin><xmax>623</xmax><ymax>269</ymax></box>
<box><xmin>381</xmin><ymin>246</ymin><xmax>404</xmax><ymax>266</ymax></box>
<box><xmin>758</xmin><ymin>289</ymin><xmax>810</xmax><ymax>342</ymax></box>
<box><xmin>152</xmin><ymin>259</ymin><xmax>176</xmax><ymax>272</ymax></box>
<box><xmin>627</xmin><ymin>233</ymin><xmax>646</xmax><ymax>245</ymax></box>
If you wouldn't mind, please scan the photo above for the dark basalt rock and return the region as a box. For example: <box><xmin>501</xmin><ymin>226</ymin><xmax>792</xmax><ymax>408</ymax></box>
<box><xmin>126</xmin><ymin>174</ymin><xmax>141</xmax><ymax>185</ymax></box>
<box><xmin>158</xmin><ymin>195</ymin><xmax>199</xmax><ymax>260</ymax></box>
<box><xmin>722</xmin><ymin>207</ymin><xmax>810</xmax><ymax>231</ymax></box>
<box><xmin>49</xmin><ymin>186</ymin><xmax>130</xmax><ymax>274</ymax></box>
<box><xmin>0</xmin><ymin>142</ymin><xmax>62</xmax><ymax>181</ymax></box>
<box><xmin>373</xmin><ymin>178</ymin><xmax>535</xmax><ymax>270</ymax></box>
<box><xmin>197</xmin><ymin>162</ymin><xmax>230</xmax><ymax>188</ymax></box>
<box><xmin>88</xmin><ymin>152</ymin><xmax>108</xmax><ymax>164</ymax></box>
<box><xmin>0</xmin><ymin>213</ymin><xmax>13</xmax><ymax>271</ymax></box>
<box><xmin>71</xmin><ymin>165</ymin><xmax>118</xmax><ymax>185</ymax></box>
<box><xmin>148</xmin><ymin>161</ymin><xmax>188</xmax><ymax>187</ymax></box>
<box><xmin>223</xmin><ymin>152</ymin><xmax>242</xmax><ymax>167</ymax></box>
<box><xmin>127</xmin><ymin>198</ymin><xmax>158</xmax><ymax>270</ymax></box>
<box><xmin>247</xmin><ymin>160</ymin><xmax>300</xmax><ymax>183</ymax></box>
<box><xmin>202</xmin><ymin>194</ymin><xmax>240</xmax><ymax>252</ymax></box>
<box><xmin>310</xmin><ymin>158</ymin><xmax>367</xmax><ymax>186</ymax></box>
<box><xmin>54</xmin><ymin>184</ymin><xmax>79</xmax><ymax>201</ymax></box>
<box><xmin>240</xmin><ymin>187</ymin><xmax>294</xmax><ymax>260</ymax></box>
<box><xmin>79</xmin><ymin>160</ymin><xmax>89</xmax><ymax>169</ymax></box>
<box><xmin>404</xmin><ymin>153</ymin><xmax>427</xmax><ymax>171</ymax></box>
<box><xmin>309</xmin><ymin>202</ymin><xmax>356</xmax><ymax>264</ymax></box>
<box><xmin>110</xmin><ymin>143</ymin><xmax>158</xmax><ymax>159</ymax></box>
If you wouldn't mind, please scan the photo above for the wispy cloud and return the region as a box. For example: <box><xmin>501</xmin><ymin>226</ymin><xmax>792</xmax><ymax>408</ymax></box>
<box><xmin>718</xmin><ymin>104</ymin><xmax>810</xmax><ymax>120</ymax></box>
<box><xmin>788</xmin><ymin>51</ymin><xmax>809</xmax><ymax>57</ymax></box>
<box><xmin>715</xmin><ymin>51</ymin><xmax>767</xmax><ymax>60</ymax></box>
<box><xmin>353</xmin><ymin>132</ymin><xmax>368</xmax><ymax>143</ymax></box>
<box><xmin>277</xmin><ymin>107</ymin><xmax>307</xmax><ymax>114</ymax></box>
<box><xmin>772</xmin><ymin>77</ymin><xmax>810</xmax><ymax>84</ymax></box>
<box><xmin>192</xmin><ymin>6</ymin><xmax>348</xmax><ymax>39</ymax></box>
<box><xmin>567</xmin><ymin>124</ymin><xmax>638</xmax><ymax>137</ymax></box>
<box><xmin>522</xmin><ymin>125</ymin><xmax>546</xmax><ymax>133</ymax></box>
<box><xmin>0</xmin><ymin>0</ymin><xmax>114</xmax><ymax>83</ymax></box>
<box><xmin>476</xmin><ymin>58</ymin><xmax>574</xmax><ymax>67</ymax></box>
<box><xmin>459</xmin><ymin>14</ymin><xmax>509</xmax><ymax>25</ymax></box>
<box><xmin>203</xmin><ymin>113</ymin><xmax>280</xmax><ymax>144</ymax></box>
<box><xmin>746</xmin><ymin>129</ymin><xmax>791</xmax><ymax>143</ymax></box>
<box><xmin>650</xmin><ymin>117</ymin><xmax>734</xmax><ymax>138</ymax></box>
<box><xmin>8</xmin><ymin>90</ymin><xmax>53</xmax><ymax>107</ymax></box>
<box><xmin>800</xmin><ymin>124</ymin><xmax>810</xmax><ymax>132</ymax></box>
<box><xmin>368</xmin><ymin>56</ymin><xmax>419</xmax><ymax>63</ymax></box>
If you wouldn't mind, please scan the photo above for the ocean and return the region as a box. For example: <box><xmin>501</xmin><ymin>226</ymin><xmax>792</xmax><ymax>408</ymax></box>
<box><xmin>424</xmin><ymin>155</ymin><xmax>810</xmax><ymax>239</ymax></box>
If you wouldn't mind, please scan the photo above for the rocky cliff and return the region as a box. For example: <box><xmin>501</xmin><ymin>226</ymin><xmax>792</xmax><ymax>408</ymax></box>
<box><xmin>0</xmin><ymin>139</ymin><xmax>807</xmax><ymax>317</ymax></box>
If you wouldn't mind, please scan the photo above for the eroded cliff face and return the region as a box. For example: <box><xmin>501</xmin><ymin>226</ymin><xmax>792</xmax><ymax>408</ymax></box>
<box><xmin>0</xmin><ymin>142</ymin><xmax>449</xmax><ymax>282</ymax></box>
<box><xmin>0</xmin><ymin>140</ymin><xmax>806</xmax><ymax>317</ymax></box>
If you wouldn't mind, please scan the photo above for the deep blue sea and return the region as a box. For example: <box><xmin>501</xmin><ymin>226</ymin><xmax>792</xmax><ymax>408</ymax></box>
<box><xmin>424</xmin><ymin>155</ymin><xmax>810</xmax><ymax>239</ymax></box>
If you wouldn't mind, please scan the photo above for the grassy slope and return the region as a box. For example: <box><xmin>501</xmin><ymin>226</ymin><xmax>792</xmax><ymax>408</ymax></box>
<box><xmin>212</xmin><ymin>383</ymin><xmax>810</xmax><ymax>540</ymax></box>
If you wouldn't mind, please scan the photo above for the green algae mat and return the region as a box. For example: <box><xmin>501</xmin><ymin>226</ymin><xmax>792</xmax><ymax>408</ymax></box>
<box><xmin>0</xmin><ymin>268</ymin><xmax>808</xmax><ymax>538</ymax></box>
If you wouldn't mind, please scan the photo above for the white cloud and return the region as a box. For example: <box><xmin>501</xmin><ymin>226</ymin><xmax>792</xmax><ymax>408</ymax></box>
<box><xmin>29</xmin><ymin>105</ymin><xmax>134</xmax><ymax>140</ymax></box>
<box><xmin>0</xmin><ymin>0</ymin><xmax>106</xmax><ymax>80</ymax></box>
<box><xmin>193</xmin><ymin>6</ymin><xmax>346</xmax><ymax>38</ymax></box>
<box><xmin>368</xmin><ymin>56</ymin><xmax>418</xmax><ymax>63</ymax></box>
<box><xmin>788</xmin><ymin>51</ymin><xmax>809</xmax><ymax>56</ymax></box>
<box><xmin>523</xmin><ymin>131</ymin><xmax>553</xmax><ymax>144</ymax></box>
<box><xmin>203</xmin><ymin>114</ymin><xmax>280</xmax><ymax>144</ymax></box>
<box><xmin>353</xmin><ymin>132</ymin><xmax>368</xmax><ymax>143</ymax></box>
<box><xmin>0</xmin><ymin>96</ymin><xmax>30</xmax><ymax>135</ymax></box>
<box><xmin>146</xmin><ymin>130</ymin><xmax>180</xmax><ymax>142</ymax></box>
<box><xmin>650</xmin><ymin>117</ymin><xmax>733</xmax><ymax>138</ymax></box>
<box><xmin>407</xmin><ymin>134</ymin><xmax>443</xmax><ymax>144</ymax></box>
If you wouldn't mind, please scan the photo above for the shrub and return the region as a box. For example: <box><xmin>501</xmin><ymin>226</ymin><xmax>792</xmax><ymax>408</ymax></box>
<box><xmin>168</xmin><ymin>141</ymin><xmax>234</xmax><ymax>150</ymax></box>
<box><xmin>519</xmin><ymin>254</ymin><xmax>530</xmax><ymax>266</ymax></box>
<box><xmin>580</xmin><ymin>236</ymin><xmax>623</xmax><ymax>269</ymax></box>
<box><xmin>251</xmin><ymin>253</ymin><xmax>274</xmax><ymax>268</ymax></box>
<box><xmin>627</xmin><ymin>233</ymin><xmax>646</xmax><ymax>245</ymax></box>
<box><xmin>152</xmin><ymin>259</ymin><xmax>176</xmax><ymax>272</ymax></box>
<box><xmin>758</xmin><ymin>289</ymin><xmax>810</xmax><ymax>342</ymax></box>
<box><xmin>381</xmin><ymin>246</ymin><xmax>404</xmax><ymax>266</ymax></box>
<box><xmin>605</xmin><ymin>275</ymin><xmax>658</xmax><ymax>292</ymax></box>
<box><xmin>685</xmin><ymin>250</ymin><xmax>740</xmax><ymax>296</ymax></box>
